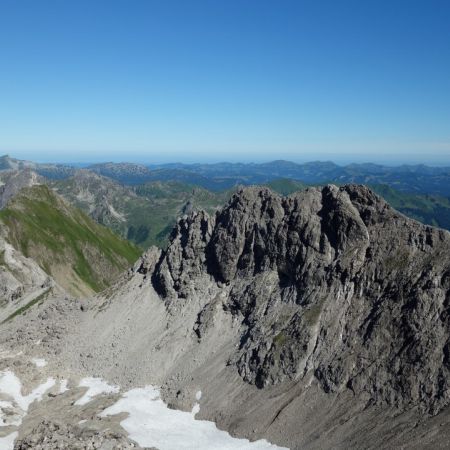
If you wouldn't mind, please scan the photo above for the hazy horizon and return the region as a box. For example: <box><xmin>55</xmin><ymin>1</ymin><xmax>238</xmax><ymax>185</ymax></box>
<box><xmin>2</xmin><ymin>151</ymin><xmax>450</xmax><ymax>168</ymax></box>
<box><xmin>1</xmin><ymin>1</ymin><xmax>449</xmax><ymax>165</ymax></box>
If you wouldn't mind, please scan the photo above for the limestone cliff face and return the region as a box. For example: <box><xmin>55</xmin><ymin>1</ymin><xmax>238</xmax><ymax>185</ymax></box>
<box><xmin>145</xmin><ymin>185</ymin><xmax>450</xmax><ymax>413</ymax></box>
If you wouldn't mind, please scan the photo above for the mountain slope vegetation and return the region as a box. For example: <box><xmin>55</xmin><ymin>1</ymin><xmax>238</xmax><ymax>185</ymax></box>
<box><xmin>0</xmin><ymin>185</ymin><xmax>140</xmax><ymax>296</ymax></box>
<box><xmin>370</xmin><ymin>184</ymin><xmax>450</xmax><ymax>230</ymax></box>
<box><xmin>3</xmin><ymin>156</ymin><xmax>449</xmax><ymax>248</ymax></box>
<box><xmin>52</xmin><ymin>172</ymin><xmax>233</xmax><ymax>248</ymax></box>
<box><xmin>52</xmin><ymin>171</ymin><xmax>450</xmax><ymax>250</ymax></box>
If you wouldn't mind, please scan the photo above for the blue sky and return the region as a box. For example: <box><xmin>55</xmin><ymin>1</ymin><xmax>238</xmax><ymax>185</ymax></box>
<box><xmin>0</xmin><ymin>0</ymin><xmax>449</xmax><ymax>164</ymax></box>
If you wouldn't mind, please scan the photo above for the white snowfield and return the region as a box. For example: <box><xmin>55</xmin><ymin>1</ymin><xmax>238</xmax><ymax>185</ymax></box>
<box><xmin>0</xmin><ymin>432</ymin><xmax>17</xmax><ymax>449</ymax></box>
<box><xmin>0</xmin><ymin>371</ymin><xmax>55</xmax><ymax>415</ymax></box>
<box><xmin>0</xmin><ymin>370</ymin><xmax>287</xmax><ymax>450</ymax></box>
<box><xmin>101</xmin><ymin>386</ymin><xmax>288</xmax><ymax>450</ymax></box>
<box><xmin>74</xmin><ymin>377</ymin><xmax>120</xmax><ymax>406</ymax></box>
<box><xmin>0</xmin><ymin>370</ymin><xmax>55</xmax><ymax>449</ymax></box>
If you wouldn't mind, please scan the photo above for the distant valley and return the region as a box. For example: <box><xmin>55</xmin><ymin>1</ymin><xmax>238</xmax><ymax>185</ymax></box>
<box><xmin>1</xmin><ymin>154</ymin><xmax>450</xmax><ymax>250</ymax></box>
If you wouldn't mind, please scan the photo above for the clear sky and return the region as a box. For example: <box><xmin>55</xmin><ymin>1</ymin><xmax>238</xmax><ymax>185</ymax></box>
<box><xmin>0</xmin><ymin>0</ymin><xmax>449</xmax><ymax>164</ymax></box>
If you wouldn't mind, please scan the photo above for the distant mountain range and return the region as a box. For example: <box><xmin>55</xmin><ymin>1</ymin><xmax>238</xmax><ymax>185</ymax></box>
<box><xmin>1</xmin><ymin>154</ymin><xmax>450</xmax><ymax>248</ymax></box>
<box><xmin>0</xmin><ymin>154</ymin><xmax>75</xmax><ymax>179</ymax></box>
<box><xmin>2</xmin><ymin>154</ymin><xmax>450</xmax><ymax>195</ymax></box>
<box><xmin>149</xmin><ymin>160</ymin><xmax>450</xmax><ymax>196</ymax></box>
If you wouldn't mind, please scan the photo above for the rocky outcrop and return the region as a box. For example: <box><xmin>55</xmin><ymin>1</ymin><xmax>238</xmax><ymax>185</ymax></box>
<box><xmin>150</xmin><ymin>185</ymin><xmax>450</xmax><ymax>414</ymax></box>
<box><xmin>0</xmin><ymin>169</ymin><xmax>42</xmax><ymax>209</ymax></box>
<box><xmin>152</xmin><ymin>210</ymin><xmax>216</xmax><ymax>299</ymax></box>
<box><xmin>0</xmin><ymin>235</ymin><xmax>56</xmax><ymax>320</ymax></box>
<box><xmin>14</xmin><ymin>420</ymin><xmax>145</xmax><ymax>450</ymax></box>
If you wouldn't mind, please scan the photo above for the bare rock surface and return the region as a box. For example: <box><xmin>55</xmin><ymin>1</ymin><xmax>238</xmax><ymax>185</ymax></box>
<box><xmin>152</xmin><ymin>185</ymin><xmax>450</xmax><ymax>413</ymax></box>
<box><xmin>1</xmin><ymin>185</ymin><xmax>450</xmax><ymax>449</ymax></box>
<box><xmin>0</xmin><ymin>169</ymin><xmax>42</xmax><ymax>210</ymax></box>
<box><xmin>14</xmin><ymin>420</ymin><xmax>144</xmax><ymax>450</ymax></box>
<box><xmin>0</xmin><ymin>235</ymin><xmax>59</xmax><ymax>323</ymax></box>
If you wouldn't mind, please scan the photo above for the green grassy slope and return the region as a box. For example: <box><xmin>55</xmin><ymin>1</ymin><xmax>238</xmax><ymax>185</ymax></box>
<box><xmin>53</xmin><ymin>172</ymin><xmax>450</xmax><ymax>254</ymax></box>
<box><xmin>265</xmin><ymin>178</ymin><xmax>308</xmax><ymax>196</ymax></box>
<box><xmin>0</xmin><ymin>185</ymin><xmax>140</xmax><ymax>295</ymax></box>
<box><xmin>52</xmin><ymin>172</ymin><xmax>154</xmax><ymax>248</ymax></box>
<box><xmin>52</xmin><ymin>174</ymin><xmax>230</xmax><ymax>249</ymax></box>
<box><xmin>133</xmin><ymin>181</ymin><xmax>233</xmax><ymax>247</ymax></box>
<box><xmin>53</xmin><ymin>173</ymin><xmax>234</xmax><ymax>249</ymax></box>
<box><xmin>370</xmin><ymin>184</ymin><xmax>450</xmax><ymax>231</ymax></box>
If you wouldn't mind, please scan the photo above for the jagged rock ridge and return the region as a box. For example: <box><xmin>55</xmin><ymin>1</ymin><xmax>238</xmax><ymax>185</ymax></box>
<box><xmin>148</xmin><ymin>184</ymin><xmax>450</xmax><ymax>414</ymax></box>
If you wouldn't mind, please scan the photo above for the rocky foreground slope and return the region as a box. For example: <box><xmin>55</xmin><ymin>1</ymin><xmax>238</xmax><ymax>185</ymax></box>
<box><xmin>1</xmin><ymin>184</ymin><xmax>450</xmax><ymax>449</ymax></box>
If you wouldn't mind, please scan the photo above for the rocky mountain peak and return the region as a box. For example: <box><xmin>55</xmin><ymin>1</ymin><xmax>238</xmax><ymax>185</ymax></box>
<box><xmin>147</xmin><ymin>184</ymin><xmax>450</xmax><ymax>413</ymax></box>
<box><xmin>153</xmin><ymin>184</ymin><xmax>387</xmax><ymax>296</ymax></box>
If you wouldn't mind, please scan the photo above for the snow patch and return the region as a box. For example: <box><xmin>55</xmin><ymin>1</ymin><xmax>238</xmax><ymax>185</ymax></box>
<box><xmin>101</xmin><ymin>386</ymin><xmax>287</xmax><ymax>450</ymax></box>
<box><xmin>191</xmin><ymin>389</ymin><xmax>202</xmax><ymax>416</ymax></box>
<box><xmin>0</xmin><ymin>370</ymin><xmax>55</xmax><ymax>449</ymax></box>
<box><xmin>75</xmin><ymin>377</ymin><xmax>119</xmax><ymax>406</ymax></box>
<box><xmin>59</xmin><ymin>379</ymin><xmax>69</xmax><ymax>394</ymax></box>
<box><xmin>0</xmin><ymin>371</ymin><xmax>55</xmax><ymax>411</ymax></box>
<box><xmin>0</xmin><ymin>432</ymin><xmax>18</xmax><ymax>449</ymax></box>
<box><xmin>31</xmin><ymin>358</ymin><xmax>47</xmax><ymax>368</ymax></box>
<box><xmin>191</xmin><ymin>402</ymin><xmax>200</xmax><ymax>416</ymax></box>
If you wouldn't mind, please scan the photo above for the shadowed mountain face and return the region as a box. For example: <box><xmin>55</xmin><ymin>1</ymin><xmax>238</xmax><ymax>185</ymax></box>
<box><xmin>150</xmin><ymin>185</ymin><xmax>450</xmax><ymax>413</ymax></box>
